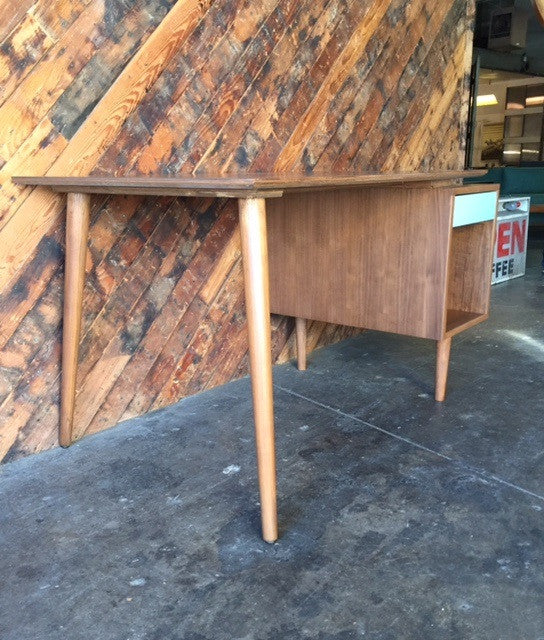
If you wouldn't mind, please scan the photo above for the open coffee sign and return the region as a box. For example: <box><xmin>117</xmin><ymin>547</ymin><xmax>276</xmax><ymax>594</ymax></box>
<box><xmin>492</xmin><ymin>197</ymin><xmax>530</xmax><ymax>284</ymax></box>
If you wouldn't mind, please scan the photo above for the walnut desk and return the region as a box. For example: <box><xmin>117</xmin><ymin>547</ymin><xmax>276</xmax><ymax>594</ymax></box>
<box><xmin>13</xmin><ymin>171</ymin><xmax>497</xmax><ymax>542</ymax></box>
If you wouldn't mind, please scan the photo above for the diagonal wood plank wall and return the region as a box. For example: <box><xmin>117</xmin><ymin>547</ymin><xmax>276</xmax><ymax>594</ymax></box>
<box><xmin>0</xmin><ymin>0</ymin><xmax>475</xmax><ymax>462</ymax></box>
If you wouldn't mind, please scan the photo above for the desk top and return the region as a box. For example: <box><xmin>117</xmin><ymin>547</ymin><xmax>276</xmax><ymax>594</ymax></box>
<box><xmin>13</xmin><ymin>170</ymin><xmax>486</xmax><ymax>198</ymax></box>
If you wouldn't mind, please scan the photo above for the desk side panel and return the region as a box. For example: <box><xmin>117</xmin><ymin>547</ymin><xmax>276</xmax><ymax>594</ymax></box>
<box><xmin>446</xmin><ymin>220</ymin><xmax>497</xmax><ymax>317</ymax></box>
<box><xmin>267</xmin><ymin>187</ymin><xmax>452</xmax><ymax>340</ymax></box>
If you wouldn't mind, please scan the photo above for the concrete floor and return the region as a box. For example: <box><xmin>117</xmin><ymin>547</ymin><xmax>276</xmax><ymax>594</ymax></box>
<box><xmin>1</xmin><ymin>248</ymin><xmax>543</xmax><ymax>640</ymax></box>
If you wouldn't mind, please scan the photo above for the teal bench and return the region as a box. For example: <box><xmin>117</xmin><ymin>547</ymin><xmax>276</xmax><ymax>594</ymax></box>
<box><xmin>465</xmin><ymin>167</ymin><xmax>544</xmax><ymax>227</ymax></box>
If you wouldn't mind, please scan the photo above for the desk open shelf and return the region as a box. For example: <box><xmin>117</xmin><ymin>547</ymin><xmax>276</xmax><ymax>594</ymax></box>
<box><xmin>445</xmin><ymin>310</ymin><xmax>486</xmax><ymax>336</ymax></box>
<box><xmin>444</xmin><ymin>214</ymin><xmax>496</xmax><ymax>337</ymax></box>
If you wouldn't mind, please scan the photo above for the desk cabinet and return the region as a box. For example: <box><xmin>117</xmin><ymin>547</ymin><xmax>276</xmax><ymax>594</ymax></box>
<box><xmin>267</xmin><ymin>183</ymin><xmax>498</xmax><ymax>400</ymax></box>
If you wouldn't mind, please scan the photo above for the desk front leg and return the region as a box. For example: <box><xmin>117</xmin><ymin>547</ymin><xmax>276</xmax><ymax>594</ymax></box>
<box><xmin>60</xmin><ymin>192</ymin><xmax>90</xmax><ymax>447</ymax></box>
<box><xmin>238</xmin><ymin>197</ymin><xmax>278</xmax><ymax>543</ymax></box>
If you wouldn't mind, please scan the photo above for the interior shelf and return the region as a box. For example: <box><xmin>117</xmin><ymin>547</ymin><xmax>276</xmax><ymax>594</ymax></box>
<box><xmin>445</xmin><ymin>309</ymin><xmax>487</xmax><ymax>337</ymax></box>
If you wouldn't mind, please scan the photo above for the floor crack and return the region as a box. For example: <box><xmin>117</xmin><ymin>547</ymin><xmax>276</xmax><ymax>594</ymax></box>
<box><xmin>275</xmin><ymin>383</ymin><xmax>544</xmax><ymax>503</ymax></box>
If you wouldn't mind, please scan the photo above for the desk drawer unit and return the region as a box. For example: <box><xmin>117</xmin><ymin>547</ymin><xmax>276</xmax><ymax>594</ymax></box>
<box><xmin>453</xmin><ymin>191</ymin><xmax>497</xmax><ymax>227</ymax></box>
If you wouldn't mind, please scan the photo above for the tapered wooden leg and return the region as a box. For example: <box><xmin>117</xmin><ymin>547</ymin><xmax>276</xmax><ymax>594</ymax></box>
<box><xmin>238</xmin><ymin>197</ymin><xmax>278</xmax><ymax>543</ymax></box>
<box><xmin>435</xmin><ymin>337</ymin><xmax>452</xmax><ymax>402</ymax></box>
<box><xmin>60</xmin><ymin>193</ymin><xmax>91</xmax><ymax>447</ymax></box>
<box><xmin>295</xmin><ymin>317</ymin><xmax>307</xmax><ymax>371</ymax></box>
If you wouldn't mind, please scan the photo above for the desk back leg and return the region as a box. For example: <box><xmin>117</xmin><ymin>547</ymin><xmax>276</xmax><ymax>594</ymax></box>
<box><xmin>435</xmin><ymin>336</ymin><xmax>452</xmax><ymax>402</ymax></box>
<box><xmin>238</xmin><ymin>197</ymin><xmax>278</xmax><ymax>543</ymax></box>
<box><xmin>295</xmin><ymin>317</ymin><xmax>307</xmax><ymax>370</ymax></box>
<box><xmin>61</xmin><ymin>193</ymin><xmax>90</xmax><ymax>447</ymax></box>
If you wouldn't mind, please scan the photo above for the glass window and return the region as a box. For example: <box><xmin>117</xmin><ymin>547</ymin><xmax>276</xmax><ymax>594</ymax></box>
<box><xmin>526</xmin><ymin>84</ymin><xmax>544</xmax><ymax>107</ymax></box>
<box><xmin>506</xmin><ymin>86</ymin><xmax>525</xmax><ymax>110</ymax></box>
<box><xmin>523</xmin><ymin>114</ymin><xmax>543</xmax><ymax>138</ymax></box>
<box><xmin>521</xmin><ymin>144</ymin><xmax>541</xmax><ymax>163</ymax></box>
<box><xmin>503</xmin><ymin>143</ymin><xmax>522</xmax><ymax>165</ymax></box>
<box><xmin>504</xmin><ymin>115</ymin><xmax>523</xmax><ymax>137</ymax></box>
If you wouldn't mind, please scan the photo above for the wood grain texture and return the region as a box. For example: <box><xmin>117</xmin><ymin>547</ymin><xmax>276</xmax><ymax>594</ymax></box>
<box><xmin>0</xmin><ymin>0</ymin><xmax>476</xmax><ymax>461</ymax></box>
<box><xmin>13</xmin><ymin>169</ymin><xmax>485</xmax><ymax>195</ymax></box>
<box><xmin>445</xmin><ymin>220</ymin><xmax>496</xmax><ymax>329</ymax></box>
<box><xmin>267</xmin><ymin>187</ymin><xmax>453</xmax><ymax>340</ymax></box>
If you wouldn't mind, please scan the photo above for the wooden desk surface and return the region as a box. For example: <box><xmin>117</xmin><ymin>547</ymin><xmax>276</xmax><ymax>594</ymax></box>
<box><xmin>13</xmin><ymin>170</ymin><xmax>486</xmax><ymax>198</ymax></box>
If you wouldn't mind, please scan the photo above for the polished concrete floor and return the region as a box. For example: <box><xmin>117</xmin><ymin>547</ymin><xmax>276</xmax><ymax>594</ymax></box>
<box><xmin>1</xmin><ymin>248</ymin><xmax>543</xmax><ymax>640</ymax></box>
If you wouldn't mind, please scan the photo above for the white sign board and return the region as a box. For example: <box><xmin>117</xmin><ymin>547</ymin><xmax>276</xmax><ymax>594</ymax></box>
<box><xmin>492</xmin><ymin>197</ymin><xmax>530</xmax><ymax>284</ymax></box>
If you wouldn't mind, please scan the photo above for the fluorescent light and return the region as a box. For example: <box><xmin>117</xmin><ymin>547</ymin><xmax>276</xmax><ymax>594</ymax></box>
<box><xmin>526</xmin><ymin>95</ymin><xmax>544</xmax><ymax>106</ymax></box>
<box><xmin>477</xmin><ymin>94</ymin><xmax>498</xmax><ymax>106</ymax></box>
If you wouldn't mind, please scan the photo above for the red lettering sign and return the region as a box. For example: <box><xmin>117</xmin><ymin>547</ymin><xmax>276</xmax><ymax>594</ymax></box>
<box><xmin>497</xmin><ymin>221</ymin><xmax>511</xmax><ymax>258</ymax></box>
<box><xmin>512</xmin><ymin>219</ymin><xmax>527</xmax><ymax>254</ymax></box>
